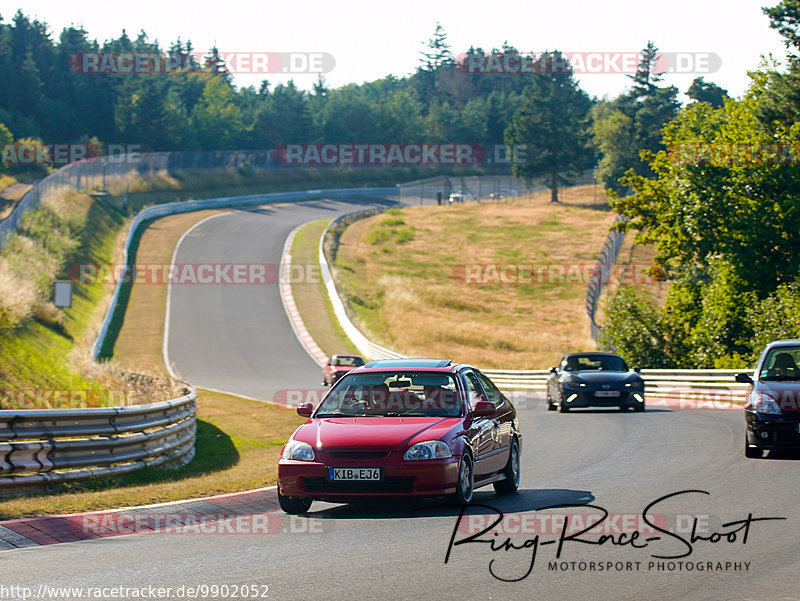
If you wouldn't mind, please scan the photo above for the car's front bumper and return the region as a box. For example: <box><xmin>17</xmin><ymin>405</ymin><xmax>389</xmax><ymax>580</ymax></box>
<box><xmin>278</xmin><ymin>454</ymin><xmax>460</xmax><ymax>501</ymax></box>
<box><xmin>561</xmin><ymin>388</ymin><xmax>644</xmax><ymax>408</ymax></box>
<box><xmin>746</xmin><ymin>412</ymin><xmax>800</xmax><ymax>450</ymax></box>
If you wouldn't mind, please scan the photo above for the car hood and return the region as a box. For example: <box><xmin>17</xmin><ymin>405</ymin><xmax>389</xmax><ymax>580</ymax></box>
<box><xmin>564</xmin><ymin>371</ymin><xmax>637</xmax><ymax>383</ymax></box>
<box><xmin>292</xmin><ymin>417</ymin><xmax>462</xmax><ymax>450</ymax></box>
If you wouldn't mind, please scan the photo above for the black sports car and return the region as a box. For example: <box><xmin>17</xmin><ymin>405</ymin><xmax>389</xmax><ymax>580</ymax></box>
<box><xmin>736</xmin><ymin>339</ymin><xmax>800</xmax><ymax>458</ymax></box>
<box><xmin>546</xmin><ymin>352</ymin><xmax>645</xmax><ymax>412</ymax></box>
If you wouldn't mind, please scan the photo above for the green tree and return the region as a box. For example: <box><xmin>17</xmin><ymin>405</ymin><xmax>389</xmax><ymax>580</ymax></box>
<box><xmin>593</xmin><ymin>42</ymin><xmax>679</xmax><ymax>192</ymax></box>
<box><xmin>190</xmin><ymin>76</ymin><xmax>246</xmax><ymax>149</ymax></box>
<box><xmin>504</xmin><ymin>51</ymin><xmax>593</xmax><ymax>202</ymax></box>
<box><xmin>687</xmin><ymin>77</ymin><xmax>729</xmax><ymax>108</ymax></box>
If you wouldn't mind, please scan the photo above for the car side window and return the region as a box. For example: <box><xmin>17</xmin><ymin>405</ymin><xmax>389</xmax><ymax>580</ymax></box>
<box><xmin>476</xmin><ymin>372</ymin><xmax>503</xmax><ymax>406</ymax></box>
<box><xmin>464</xmin><ymin>372</ymin><xmax>487</xmax><ymax>409</ymax></box>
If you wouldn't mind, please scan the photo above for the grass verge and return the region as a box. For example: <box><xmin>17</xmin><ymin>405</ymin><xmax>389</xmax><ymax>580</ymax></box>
<box><xmin>290</xmin><ymin>219</ymin><xmax>360</xmax><ymax>358</ymax></box>
<box><xmin>332</xmin><ymin>184</ymin><xmax>618</xmax><ymax>369</ymax></box>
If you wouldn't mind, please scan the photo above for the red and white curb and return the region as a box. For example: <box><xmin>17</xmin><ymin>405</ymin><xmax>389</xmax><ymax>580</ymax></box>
<box><xmin>279</xmin><ymin>222</ymin><xmax>328</xmax><ymax>367</ymax></box>
<box><xmin>0</xmin><ymin>486</ymin><xmax>280</xmax><ymax>549</ymax></box>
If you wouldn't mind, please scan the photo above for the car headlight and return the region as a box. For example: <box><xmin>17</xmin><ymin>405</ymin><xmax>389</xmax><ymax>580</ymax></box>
<box><xmin>753</xmin><ymin>393</ymin><xmax>781</xmax><ymax>415</ymax></box>
<box><xmin>563</xmin><ymin>378</ymin><xmax>585</xmax><ymax>388</ymax></box>
<box><xmin>404</xmin><ymin>440</ymin><xmax>452</xmax><ymax>460</ymax></box>
<box><xmin>625</xmin><ymin>379</ymin><xmax>644</xmax><ymax>388</ymax></box>
<box><xmin>281</xmin><ymin>440</ymin><xmax>315</xmax><ymax>461</ymax></box>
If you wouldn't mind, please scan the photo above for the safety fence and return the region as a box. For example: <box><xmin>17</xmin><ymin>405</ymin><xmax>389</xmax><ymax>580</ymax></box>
<box><xmin>397</xmin><ymin>170</ymin><xmax>598</xmax><ymax>206</ymax></box>
<box><xmin>0</xmin><ymin>389</ymin><xmax>196</xmax><ymax>489</ymax></box>
<box><xmin>585</xmin><ymin>214</ymin><xmax>627</xmax><ymax>341</ymax></box>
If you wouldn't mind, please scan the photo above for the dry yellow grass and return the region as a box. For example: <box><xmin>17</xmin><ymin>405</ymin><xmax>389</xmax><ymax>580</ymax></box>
<box><xmin>334</xmin><ymin>184</ymin><xmax>621</xmax><ymax>369</ymax></box>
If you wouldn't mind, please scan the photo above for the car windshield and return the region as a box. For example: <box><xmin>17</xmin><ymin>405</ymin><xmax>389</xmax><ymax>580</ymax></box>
<box><xmin>333</xmin><ymin>356</ymin><xmax>364</xmax><ymax>367</ymax></box>
<box><xmin>563</xmin><ymin>354</ymin><xmax>627</xmax><ymax>371</ymax></box>
<box><xmin>316</xmin><ymin>371</ymin><xmax>462</xmax><ymax>417</ymax></box>
<box><xmin>760</xmin><ymin>347</ymin><xmax>800</xmax><ymax>380</ymax></box>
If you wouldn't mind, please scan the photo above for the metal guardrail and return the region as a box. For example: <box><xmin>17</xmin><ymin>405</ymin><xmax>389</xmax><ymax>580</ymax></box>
<box><xmin>0</xmin><ymin>389</ymin><xmax>196</xmax><ymax>488</ymax></box>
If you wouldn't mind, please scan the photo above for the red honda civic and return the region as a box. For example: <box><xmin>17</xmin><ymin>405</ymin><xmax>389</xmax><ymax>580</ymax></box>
<box><xmin>278</xmin><ymin>358</ymin><xmax>522</xmax><ymax>514</ymax></box>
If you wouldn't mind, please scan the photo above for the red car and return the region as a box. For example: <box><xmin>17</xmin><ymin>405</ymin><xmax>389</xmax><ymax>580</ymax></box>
<box><xmin>322</xmin><ymin>354</ymin><xmax>365</xmax><ymax>386</ymax></box>
<box><xmin>278</xmin><ymin>358</ymin><xmax>522</xmax><ymax>514</ymax></box>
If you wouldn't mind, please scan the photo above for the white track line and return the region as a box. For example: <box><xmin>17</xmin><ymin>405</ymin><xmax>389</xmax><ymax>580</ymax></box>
<box><xmin>162</xmin><ymin>212</ymin><xmax>230</xmax><ymax>380</ymax></box>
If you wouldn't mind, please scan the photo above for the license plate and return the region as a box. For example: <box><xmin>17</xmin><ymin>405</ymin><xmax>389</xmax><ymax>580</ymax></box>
<box><xmin>328</xmin><ymin>467</ymin><xmax>382</xmax><ymax>481</ymax></box>
<box><xmin>595</xmin><ymin>390</ymin><xmax>621</xmax><ymax>397</ymax></box>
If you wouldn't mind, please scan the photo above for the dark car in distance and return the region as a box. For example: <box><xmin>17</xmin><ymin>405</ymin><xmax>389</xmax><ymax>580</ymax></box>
<box><xmin>547</xmin><ymin>352</ymin><xmax>645</xmax><ymax>412</ymax></box>
<box><xmin>736</xmin><ymin>339</ymin><xmax>800</xmax><ymax>458</ymax></box>
<box><xmin>322</xmin><ymin>354</ymin><xmax>365</xmax><ymax>386</ymax></box>
<box><xmin>278</xmin><ymin>358</ymin><xmax>521</xmax><ymax>514</ymax></box>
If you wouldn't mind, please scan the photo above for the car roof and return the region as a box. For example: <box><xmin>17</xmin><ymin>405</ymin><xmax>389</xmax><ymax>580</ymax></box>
<box><xmin>361</xmin><ymin>358</ymin><xmax>453</xmax><ymax>370</ymax></box>
<box><xmin>562</xmin><ymin>352</ymin><xmax>623</xmax><ymax>359</ymax></box>
<box><xmin>764</xmin><ymin>339</ymin><xmax>800</xmax><ymax>349</ymax></box>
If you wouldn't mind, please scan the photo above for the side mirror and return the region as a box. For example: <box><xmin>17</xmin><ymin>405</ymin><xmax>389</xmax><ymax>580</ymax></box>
<box><xmin>735</xmin><ymin>373</ymin><xmax>753</xmax><ymax>385</ymax></box>
<box><xmin>472</xmin><ymin>400</ymin><xmax>496</xmax><ymax>419</ymax></box>
<box><xmin>296</xmin><ymin>402</ymin><xmax>314</xmax><ymax>418</ymax></box>
<box><xmin>549</xmin><ymin>367</ymin><xmax>558</xmax><ymax>374</ymax></box>
<box><xmin>633</xmin><ymin>366</ymin><xmax>641</xmax><ymax>373</ymax></box>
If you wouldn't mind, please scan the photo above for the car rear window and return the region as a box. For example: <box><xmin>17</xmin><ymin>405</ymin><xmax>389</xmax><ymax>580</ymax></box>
<box><xmin>333</xmin><ymin>356</ymin><xmax>364</xmax><ymax>367</ymax></box>
<box><xmin>317</xmin><ymin>371</ymin><xmax>462</xmax><ymax>417</ymax></box>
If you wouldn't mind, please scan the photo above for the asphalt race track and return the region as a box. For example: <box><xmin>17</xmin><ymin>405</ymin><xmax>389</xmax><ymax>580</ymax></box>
<box><xmin>1</xmin><ymin>198</ymin><xmax>798</xmax><ymax>601</ymax></box>
<box><xmin>165</xmin><ymin>197</ymin><xmax>395</xmax><ymax>400</ymax></box>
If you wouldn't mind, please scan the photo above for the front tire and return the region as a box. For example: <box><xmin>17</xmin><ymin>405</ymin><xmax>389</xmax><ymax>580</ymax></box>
<box><xmin>451</xmin><ymin>453</ymin><xmax>474</xmax><ymax>504</ymax></box>
<box><xmin>278</xmin><ymin>489</ymin><xmax>312</xmax><ymax>514</ymax></box>
<box><xmin>559</xmin><ymin>400</ymin><xmax>570</xmax><ymax>413</ymax></box>
<box><xmin>547</xmin><ymin>395</ymin><xmax>556</xmax><ymax>411</ymax></box>
<box><xmin>494</xmin><ymin>439</ymin><xmax>520</xmax><ymax>494</ymax></box>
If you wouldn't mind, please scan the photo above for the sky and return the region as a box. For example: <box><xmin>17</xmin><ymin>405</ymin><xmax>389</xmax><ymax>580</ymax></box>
<box><xmin>1</xmin><ymin>0</ymin><xmax>791</xmax><ymax>101</ymax></box>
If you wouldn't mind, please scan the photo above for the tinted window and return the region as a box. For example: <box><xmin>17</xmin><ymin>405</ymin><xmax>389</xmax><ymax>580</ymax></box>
<box><xmin>563</xmin><ymin>354</ymin><xmax>627</xmax><ymax>371</ymax></box>
<box><xmin>464</xmin><ymin>372</ymin><xmax>487</xmax><ymax>409</ymax></box>
<box><xmin>760</xmin><ymin>347</ymin><xmax>800</xmax><ymax>380</ymax></box>
<box><xmin>475</xmin><ymin>371</ymin><xmax>504</xmax><ymax>406</ymax></box>
<box><xmin>333</xmin><ymin>356</ymin><xmax>364</xmax><ymax>367</ymax></box>
<box><xmin>317</xmin><ymin>371</ymin><xmax>461</xmax><ymax>417</ymax></box>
